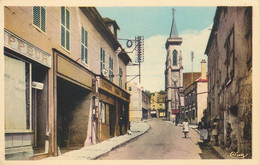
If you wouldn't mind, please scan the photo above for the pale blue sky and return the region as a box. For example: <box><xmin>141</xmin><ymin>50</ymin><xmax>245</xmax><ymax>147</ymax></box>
<box><xmin>97</xmin><ymin>7</ymin><xmax>217</xmax><ymax>92</ymax></box>
<box><xmin>97</xmin><ymin>7</ymin><xmax>216</xmax><ymax>39</ymax></box>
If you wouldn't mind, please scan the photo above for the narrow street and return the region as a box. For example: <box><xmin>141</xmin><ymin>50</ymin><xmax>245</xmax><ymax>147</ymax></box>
<box><xmin>99</xmin><ymin>118</ymin><xmax>204</xmax><ymax>159</ymax></box>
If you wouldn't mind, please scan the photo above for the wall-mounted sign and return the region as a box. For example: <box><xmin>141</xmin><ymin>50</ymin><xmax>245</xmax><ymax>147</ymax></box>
<box><xmin>99</xmin><ymin>78</ymin><xmax>130</xmax><ymax>102</ymax></box>
<box><xmin>4</xmin><ymin>30</ymin><xmax>51</xmax><ymax>68</ymax></box>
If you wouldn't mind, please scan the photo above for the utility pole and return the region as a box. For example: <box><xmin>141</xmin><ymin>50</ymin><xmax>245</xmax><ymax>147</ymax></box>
<box><xmin>191</xmin><ymin>51</ymin><xmax>194</xmax><ymax>82</ymax></box>
<box><xmin>120</xmin><ymin>36</ymin><xmax>144</xmax><ymax>84</ymax></box>
<box><xmin>135</xmin><ymin>36</ymin><xmax>144</xmax><ymax>83</ymax></box>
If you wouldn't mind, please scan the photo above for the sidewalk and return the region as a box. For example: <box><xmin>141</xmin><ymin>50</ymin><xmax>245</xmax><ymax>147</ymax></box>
<box><xmin>42</xmin><ymin>121</ymin><xmax>150</xmax><ymax>160</ymax></box>
<box><xmin>164</xmin><ymin>120</ymin><xmax>232</xmax><ymax>159</ymax></box>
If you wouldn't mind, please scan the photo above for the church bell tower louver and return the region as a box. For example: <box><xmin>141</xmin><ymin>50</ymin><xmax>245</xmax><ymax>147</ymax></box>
<box><xmin>165</xmin><ymin>8</ymin><xmax>183</xmax><ymax>121</ymax></box>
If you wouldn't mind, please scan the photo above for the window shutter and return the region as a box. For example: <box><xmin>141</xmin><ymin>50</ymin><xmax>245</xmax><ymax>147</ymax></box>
<box><xmin>66</xmin><ymin>30</ymin><xmax>70</xmax><ymax>50</ymax></box>
<box><xmin>33</xmin><ymin>7</ymin><xmax>41</xmax><ymax>28</ymax></box>
<box><xmin>61</xmin><ymin>26</ymin><xmax>65</xmax><ymax>47</ymax></box>
<box><xmin>81</xmin><ymin>27</ymin><xmax>84</xmax><ymax>44</ymax></box>
<box><xmin>40</xmin><ymin>7</ymin><xmax>46</xmax><ymax>32</ymax></box>
<box><xmin>61</xmin><ymin>7</ymin><xmax>65</xmax><ymax>26</ymax></box>
<box><xmin>85</xmin><ymin>48</ymin><xmax>88</xmax><ymax>63</ymax></box>
<box><xmin>66</xmin><ymin>8</ymin><xmax>70</xmax><ymax>30</ymax></box>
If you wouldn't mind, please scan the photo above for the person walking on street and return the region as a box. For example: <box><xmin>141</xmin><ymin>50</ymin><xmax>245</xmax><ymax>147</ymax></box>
<box><xmin>182</xmin><ymin>118</ymin><xmax>189</xmax><ymax>138</ymax></box>
<box><xmin>198</xmin><ymin>117</ymin><xmax>208</xmax><ymax>144</ymax></box>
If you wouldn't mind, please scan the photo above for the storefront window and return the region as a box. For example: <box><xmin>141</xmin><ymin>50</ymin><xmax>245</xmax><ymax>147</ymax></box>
<box><xmin>99</xmin><ymin>101</ymin><xmax>106</xmax><ymax>124</ymax></box>
<box><xmin>4</xmin><ymin>55</ymin><xmax>31</xmax><ymax>131</ymax></box>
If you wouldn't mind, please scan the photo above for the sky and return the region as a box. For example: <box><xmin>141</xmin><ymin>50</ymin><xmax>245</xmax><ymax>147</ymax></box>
<box><xmin>97</xmin><ymin>7</ymin><xmax>217</xmax><ymax>92</ymax></box>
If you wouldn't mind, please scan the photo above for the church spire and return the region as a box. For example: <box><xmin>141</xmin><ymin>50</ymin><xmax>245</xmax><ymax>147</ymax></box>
<box><xmin>169</xmin><ymin>8</ymin><xmax>179</xmax><ymax>38</ymax></box>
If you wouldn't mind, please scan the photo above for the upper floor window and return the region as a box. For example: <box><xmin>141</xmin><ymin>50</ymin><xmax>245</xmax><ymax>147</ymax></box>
<box><xmin>173</xmin><ymin>49</ymin><xmax>178</xmax><ymax>66</ymax></box>
<box><xmin>100</xmin><ymin>48</ymin><xmax>105</xmax><ymax>74</ymax></box>
<box><xmin>225</xmin><ymin>27</ymin><xmax>235</xmax><ymax>85</ymax></box>
<box><xmin>61</xmin><ymin>7</ymin><xmax>70</xmax><ymax>51</ymax></box>
<box><xmin>33</xmin><ymin>6</ymin><xmax>46</xmax><ymax>32</ymax></box>
<box><xmin>109</xmin><ymin>57</ymin><xmax>114</xmax><ymax>82</ymax></box>
<box><xmin>119</xmin><ymin>67</ymin><xmax>122</xmax><ymax>88</ymax></box>
<box><xmin>81</xmin><ymin>26</ymin><xmax>88</xmax><ymax>64</ymax></box>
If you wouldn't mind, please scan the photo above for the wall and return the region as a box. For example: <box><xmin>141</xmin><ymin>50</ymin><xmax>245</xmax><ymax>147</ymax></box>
<box><xmin>197</xmin><ymin>82</ymin><xmax>208</xmax><ymax>123</ymax></box>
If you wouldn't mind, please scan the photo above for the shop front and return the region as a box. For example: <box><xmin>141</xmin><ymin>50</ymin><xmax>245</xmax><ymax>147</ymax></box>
<box><xmin>4</xmin><ymin>30</ymin><xmax>51</xmax><ymax>160</ymax></box>
<box><xmin>53</xmin><ymin>49</ymin><xmax>95</xmax><ymax>155</ymax></box>
<box><xmin>96</xmin><ymin>76</ymin><xmax>130</xmax><ymax>142</ymax></box>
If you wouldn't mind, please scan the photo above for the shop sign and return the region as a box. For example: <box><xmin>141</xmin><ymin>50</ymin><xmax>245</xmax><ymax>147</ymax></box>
<box><xmin>4</xmin><ymin>30</ymin><xmax>51</xmax><ymax>68</ymax></box>
<box><xmin>100</xmin><ymin>78</ymin><xmax>130</xmax><ymax>102</ymax></box>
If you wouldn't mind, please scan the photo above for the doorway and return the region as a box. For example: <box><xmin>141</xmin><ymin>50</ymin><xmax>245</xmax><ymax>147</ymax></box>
<box><xmin>32</xmin><ymin>63</ymin><xmax>48</xmax><ymax>154</ymax></box>
<box><xmin>109</xmin><ymin>105</ymin><xmax>116</xmax><ymax>137</ymax></box>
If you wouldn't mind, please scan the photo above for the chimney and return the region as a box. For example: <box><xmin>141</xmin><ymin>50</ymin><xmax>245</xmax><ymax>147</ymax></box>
<box><xmin>201</xmin><ymin>59</ymin><xmax>207</xmax><ymax>80</ymax></box>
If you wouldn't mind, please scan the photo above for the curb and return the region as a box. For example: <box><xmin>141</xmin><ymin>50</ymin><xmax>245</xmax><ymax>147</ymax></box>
<box><xmin>207</xmin><ymin>144</ymin><xmax>225</xmax><ymax>159</ymax></box>
<box><xmin>93</xmin><ymin>123</ymin><xmax>151</xmax><ymax>160</ymax></box>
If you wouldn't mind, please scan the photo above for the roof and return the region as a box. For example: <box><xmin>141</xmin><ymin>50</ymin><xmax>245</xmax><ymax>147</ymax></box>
<box><xmin>103</xmin><ymin>17</ymin><xmax>120</xmax><ymax>30</ymax></box>
<box><xmin>80</xmin><ymin>7</ymin><xmax>120</xmax><ymax>50</ymax></box>
<box><xmin>119</xmin><ymin>49</ymin><xmax>132</xmax><ymax>65</ymax></box>
<box><xmin>205</xmin><ymin>7</ymin><xmax>221</xmax><ymax>55</ymax></box>
<box><xmin>169</xmin><ymin>8</ymin><xmax>179</xmax><ymax>38</ymax></box>
<box><xmin>183</xmin><ymin>72</ymin><xmax>201</xmax><ymax>90</ymax></box>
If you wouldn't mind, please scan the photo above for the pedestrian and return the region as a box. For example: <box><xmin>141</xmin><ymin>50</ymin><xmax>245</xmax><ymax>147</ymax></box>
<box><xmin>198</xmin><ymin>117</ymin><xmax>208</xmax><ymax>144</ymax></box>
<box><xmin>175</xmin><ymin>118</ymin><xmax>179</xmax><ymax>126</ymax></box>
<box><xmin>182</xmin><ymin>118</ymin><xmax>189</xmax><ymax>138</ymax></box>
<box><xmin>212</xmin><ymin>117</ymin><xmax>219</xmax><ymax>146</ymax></box>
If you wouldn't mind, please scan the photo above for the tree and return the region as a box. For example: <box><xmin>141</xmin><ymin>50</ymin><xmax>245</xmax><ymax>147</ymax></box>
<box><xmin>144</xmin><ymin>90</ymin><xmax>151</xmax><ymax>97</ymax></box>
<box><xmin>158</xmin><ymin>90</ymin><xmax>166</xmax><ymax>95</ymax></box>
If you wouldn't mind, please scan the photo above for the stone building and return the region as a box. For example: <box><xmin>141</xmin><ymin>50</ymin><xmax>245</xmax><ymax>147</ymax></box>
<box><xmin>4</xmin><ymin>6</ymin><xmax>130</xmax><ymax>160</ymax></box>
<box><xmin>165</xmin><ymin>9</ymin><xmax>184</xmax><ymax>122</ymax></box>
<box><xmin>183</xmin><ymin>60</ymin><xmax>208</xmax><ymax>125</ymax></box>
<box><xmin>180</xmin><ymin>72</ymin><xmax>201</xmax><ymax>122</ymax></box>
<box><xmin>205</xmin><ymin>7</ymin><xmax>252</xmax><ymax>157</ymax></box>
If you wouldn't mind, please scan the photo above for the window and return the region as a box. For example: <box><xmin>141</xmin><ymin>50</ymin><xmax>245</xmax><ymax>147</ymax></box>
<box><xmin>109</xmin><ymin>57</ymin><xmax>114</xmax><ymax>82</ymax></box>
<box><xmin>119</xmin><ymin>67</ymin><xmax>122</xmax><ymax>88</ymax></box>
<box><xmin>61</xmin><ymin>7</ymin><xmax>70</xmax><ymax>51</ymax></box>
<box><xmin>100</xmin><ymin>48</ymin><xmax>105</xmax><ymax>74</ymax></box>
<box><xmin>129</xmin><ymin>87</ymin><xmax>132</xmax><ymax>91</ymax></box>
<box><xmin>33</xmin><ymin>6</ymin><xmax>46</xmax><ymax>32</ymax></box>
<box><xmin>81</xmin><ymin>26</ymin><xmax>88</xmax><ymax>64</ymax></box>
<box><xmin>99</xmin><ymin>102</ymin><xmax>106</xmax><ymax>124</ymax></box>
<box><xmin>173</xmin><ymin>49</ymin><xmax>178</xmax><ymax>66</ymax></box>
<box><xmin>245</xmin><ymin>7</ymin><xmax>252</xmax><ymax>70</ymax></box>
<box><xmin>5</xmin><ymin>55</ymin><xmax>31</xmax><ymax>131</ymax></box>
<box><xmin>225</xmin><ymin>27</ymin><xmax>235</xmax><ymax>84</ymax></box>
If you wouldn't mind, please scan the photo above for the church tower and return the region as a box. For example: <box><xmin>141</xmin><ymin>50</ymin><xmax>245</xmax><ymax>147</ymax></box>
<box><xmin>165</xmin><ymin>8</ymin><xmax>183</xmax><ymax>121</ymax></box>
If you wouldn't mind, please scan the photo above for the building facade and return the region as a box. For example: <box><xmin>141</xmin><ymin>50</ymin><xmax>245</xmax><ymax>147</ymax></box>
<box><xmin>205</xmin><ymin>7</ymin><xmax>252</xmax><ymax>157</ymax></box>
<box><xmin>150</xmin><ymin>92</ymin><xmax>166</xmax><ymax>118</ymax></box>
<box><xmin>4</xmin><ymin>6</ymin><xmax>130</xmax><ymax>160</ymax></box>
<box><xmin>127</xmin><ymin>82</ymin><xmax>150</xmax><ymax>121</ymax></box>
<box><xmin>128</xmin><ymin>82</ymin><xmax>142</xmax><ymax>122</ymax></box>
<box><xmin>183</xmin><ymin>60</ymin><xmax>208</xmax><ymax>125</ymax></box>
<box><xmin>165</xmin><ymin>9</ymin><xmax>184</xmax><ymax>121</ymax></box>
<box><xmin>142</xmin><ymin>91</ymin><xmax>151</xmax><ymax>120</ymax></box>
